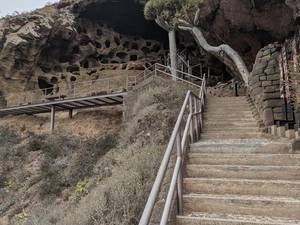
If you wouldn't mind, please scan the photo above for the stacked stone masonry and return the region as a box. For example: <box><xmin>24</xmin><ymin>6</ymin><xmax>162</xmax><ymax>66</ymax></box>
<box><xmin>248</xmin><ymin>43</ymin><xmax>282</xmax><ymax>127</ymax></box>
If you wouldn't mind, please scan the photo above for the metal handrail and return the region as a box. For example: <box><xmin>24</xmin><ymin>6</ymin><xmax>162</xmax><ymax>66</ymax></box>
<box><xmin>0</xmin><ymin>62</ymin><xmax>203</xmax><ymax>109</ymax></box>
<box><xmin>139</xmin><ymin>75</ymin><xmax>206</xmax><ymax>225</ymax></box>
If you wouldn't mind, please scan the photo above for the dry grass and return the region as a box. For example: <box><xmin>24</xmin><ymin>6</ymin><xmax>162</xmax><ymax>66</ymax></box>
<box><xmin>0</xmin><ymin>85</ymin><xmax>188</xmax><ymax>225</ymax></box>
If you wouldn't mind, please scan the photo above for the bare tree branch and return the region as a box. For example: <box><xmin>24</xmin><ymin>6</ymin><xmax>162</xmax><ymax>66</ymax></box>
<box><xmin>155</xmin><ymin>16</ymin><xmax>170</xmax><ymax>31</ymax></box>
<box><xmin>194</xmin><ymin>8</ymin><xmax>201</xmax><ymax>26</ymax></box>
<box><xmin>178</xmin><ymin>19</ymin><xmax>192</xmax><ymax>28</ymax></box>
<box><xmin>178</xmin><ymin>26</ymin><xmax>192</xmax><ymax>31</ymax></box>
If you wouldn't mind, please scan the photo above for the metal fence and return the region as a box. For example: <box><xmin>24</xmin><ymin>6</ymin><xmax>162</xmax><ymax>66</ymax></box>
<box><xmin>0</xmin><ymin>63</ymin><xmax>203</xmax><ymax>109</ymax></box>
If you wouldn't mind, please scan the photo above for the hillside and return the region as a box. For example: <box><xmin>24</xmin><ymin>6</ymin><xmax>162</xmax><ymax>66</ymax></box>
<box><xmin>0</xmin><ymin>85</ymin><xmax>187</xmax><ymax>225</ymax></box>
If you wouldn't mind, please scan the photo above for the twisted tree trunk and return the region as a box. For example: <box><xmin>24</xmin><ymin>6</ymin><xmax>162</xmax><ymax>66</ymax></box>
<box><xmin>190</xmin><ymin>27</ymin><xmax>250</xmax><ymax>85</ymax></box>
<box><xmin>178</xmin><ymin>9</ymin><xmax>250</xmax><ymax>85</ymax></box>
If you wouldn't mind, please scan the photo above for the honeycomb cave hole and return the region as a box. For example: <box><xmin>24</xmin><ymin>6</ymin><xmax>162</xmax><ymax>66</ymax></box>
<box><xmin>96</xmin><ymin>29</ymin><xmax>102</xmax><ymax>36</ymax></box>
<box><xmin>123</xmin><ymin>41</ymin><xmax>130</xmax><ymax>48</ymax></box>
<box><xmin>70</xmin><ymin>76</ymin><xmax>77</xmax><ymax>82</ymax></box>
<box><xmin>130</xmin><ymin>55</ymin><xmax>137</xmax><ymax>61</ymax></box>
<box><xmin>14</xmin><ymin>60</ymin><xmax>23</xmax><ymax>70</ymax></box>
<box><xmin>54</xmin><ymin>66</ymin><xmax>63</xmax><ymax>73</ymax></box>
<box><xmin>116</xmin><ymin>52</ymin><xmax>127</xmax><ymax>61</ymax></box>
<box><xmin>105</xmin><ymin>40</ymin><xmax>111</xmax><ymax>48</ymax></box>
<box><xmin>95</xmin><ymin>41</ymin><xmax>102</xmax><ymax>48</ymax></box>
<box><xmin>114</xmin><ymin>37</ymin><xmax>120</xmax><ymax>45</ymax></box>
<box><xmin>41</xmin><ymin>66</ymin><xmax>51</xmax><ymax>73</ymax></box>
<box><xmin>153</xmin><ymin>45</ymin><xmax>161</xmax><ymax>53</ymax></box>
<box><xmin>80</xmin><ymin>39</ymin><xmax>90</xmax><ymax>46</ymax></box>
<box><xmin>132</xmin><ymin>43</ymin><xmax>138</xmax><ymax>50</ymax></box>
<box><xmin>81</xmin><ymin>60</ymin><xmax>89</xmax><ymax>68</ymax></box>
<box><xmin>38</xmin><ymin>76</ymin><xmax>53</xmax><ymax>95</ymax></box>
<box><xmin>51</xmin><ymin>77</ymin><xmax>58</xmax><ymax>84</ymax></box>
<box><xmin>72</xmin><ymin>45</ymin><xmax>80</xmax><ymax>54</ymax></box>
<box><xmin>141</xmin><ymin>46</ymin><xmax>150</xmax><ymax>55</ymax></box>
<box><xmin>59</xmin><ymin>55</ymin><xmax>76</xmax><ymax>64</ymax></box>
<box><xmin>67</xmin><ymin>65</ymin><xmax>80</xmax><ymax>73</ymax></box>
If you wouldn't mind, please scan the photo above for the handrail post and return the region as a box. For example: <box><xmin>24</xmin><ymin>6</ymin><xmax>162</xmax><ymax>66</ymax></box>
<box><xmin>189</xmin><ymin>95</ymin><xmax>194</xmax><ymax>143</ymax></box>
<box><xmin>155</xmin><ymin>64</ymin><xmax>157</xmax><ymax>76</ymax></box>
<box><xmin>73</xmin><ymin>83</ymin><xmax>75</xmax><ymax>98</ymax></box>
<box><xmin>194</xmin><ymin>97</ymin><xmax>199</xmax><ymax>141</ymax></box>
<box><xmin>18</xmin><ymin>94</ymin><xmax>20</xmax><ymax>106</ymax></box>
<box><xmin>176</xmin><ymin>130</ymin><xmax>183</xmax><ymax>215</ymax></box>
<box><xmin>90</xmin><ymin>81</ymin><xmax>92</xmax><ymax>96</ymax></box>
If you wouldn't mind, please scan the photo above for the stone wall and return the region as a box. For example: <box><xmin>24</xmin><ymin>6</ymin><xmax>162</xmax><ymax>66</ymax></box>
<box><xmin>248</xmin><ymin>43</ymin><xmax>282</xmax><ymax>127</ymax></box>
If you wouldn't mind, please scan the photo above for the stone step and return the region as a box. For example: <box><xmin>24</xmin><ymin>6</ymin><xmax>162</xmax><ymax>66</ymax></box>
<box><xmin>203</xmin><ymin>120</ymin><xmax>258</xmax><ymax>125</ymax></box>
<box><xmin>203</xmin><ymin>120</ymin><xmax>258</xmax><ymax>128</ymax></box>
<box><xmin>189</xmin><ymin>139</ymin><xmax>291</xmax><ymax>154</ymax></box>
<box><xmin>205</xmin><ymin>103</ymin><xmax>250</xmax><ymax>108</ymax></box>
<box><xmin>183</xmin><ymin>178</ymin><xmax>300</xmax><ymax>198</ymax></box>
<box><xmin>203</xmin><ymin>127</ymin><xmax>260</xmax><ymax>132</ymax></box>
<box><xmin>203</xmin><ymin>115</ymin><xmax>255</xmax><ymax>120</ymax></box>
<box><xmin>182</xmin><ymin>194</ymin><xmax>300</xmax><ymax>220</ymax></box>
<box><xmin>206</xmin><ymin>97</ymin><xmax>248</xmax><ymax>102</ymax></box>
<box><xmin>205</xmin><ymin>106</ymin><xmax>252</xmax><ymax>110</ymax></box>
<box><xmin>188</xmin><ymin>153</ymin><xmax>300</xmax><ymax>166</ymax></box>
<box><xmin>177</xmin><ymin>212</ymin><xmax>300</xmax><ymax>225</ymax></box>
<box><xmin>203</xmin><ymin>111</ymin><xmax>253</xmax><ymax>114</ymax></box>
<box><xmin>200</xmin><ymin>132</ymin><xmax>262</xmax><ymax>139</ymax></box>
<box><xmin>186</xmin><ymin>165</ymin><xmax>300</xmax><ymax>180</ymax></box>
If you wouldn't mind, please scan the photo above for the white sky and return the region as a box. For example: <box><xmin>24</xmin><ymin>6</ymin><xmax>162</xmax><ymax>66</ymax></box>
<box><xmin>0</xmin><ymin>0</ymin><xmax>60</xmax><ymax>17</ymax></box>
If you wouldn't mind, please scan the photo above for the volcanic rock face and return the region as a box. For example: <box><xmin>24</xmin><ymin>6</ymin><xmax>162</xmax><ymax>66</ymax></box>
<box><xmin>0</xmin><ymin>1</ymin><xmax>168</xmax><ymax>97</ymax></box>
<box><xmin>0</xmin><ymin>0</ymin><xmax>298</xmax><ymax>97</ymax></box>
<box><xmin>199</xmin><ymin>0</ymin><xmax>295</xmax><ymax>67</ymax></box>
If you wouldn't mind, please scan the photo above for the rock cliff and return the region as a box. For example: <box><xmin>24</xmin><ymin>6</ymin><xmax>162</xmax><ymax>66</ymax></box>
<box><xmin>0</xmin><ymin>0</ymin><xmax>298</xmax><ymax>96</ymax></box>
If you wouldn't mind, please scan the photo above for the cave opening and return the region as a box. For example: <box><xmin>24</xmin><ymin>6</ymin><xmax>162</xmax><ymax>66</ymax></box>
<box><xmin>105</xmin><ymin>40</ymin><xmax>111</xmax><ymax>48</ymax></box>
<box><xmin>54</xmin><ymin>66</ymin><xmax>63</xmax><ymax>73</ymax></box>
<box><xmin>67</xmin><ymin>65</ymin><xmax>80</xmax><ymax>73</ymax></box>
<box><xmin>141</xmin><ymin>46</ymin><xmax>149</xmax><ymax>55</ymax></box>
<box><xmin>132</xmin><ymin>43</ymin><xmax>139</xmax><ymax>50</ymax></box>
<box><xmin>41</xmin><ymin>66</ymin><xmax>51</xmax><ymax>73</ymax></box>
<box><xmin>116</xmin><ymin>52</ymin><xmax>127</xmax><ymax>60</ymax></box>
<box><xmin>114</xmin><ymin>37</ymin><xmax>120</xmax><ymax>45</ymax></box>
<box><xmin>95</xmin><ymin>41</ymin><xmax>102</xmax><ymax>48</ymax></box>
<box><xmin>78</xmin><ymin>1</ymin><xmax>167</xmax><ymax>41</ymax></box>
<box><xmin>96</xmin><ymin>29</ymin><xmax>102</xmax><ymax>36</ymax></box>
<box><xmin>38</xmin><ymin>76</ymin><xmax>53</xmax><ymax>95</ymax></box>
<box><xmin>130</xmin><ymin>55</ymin><xmax>137</xmax><ymax>61</ymax></box>
<box><xmin>51</xmin><ymin>77</ymin><xmax>58</xmax><ymax>84</ymax></box>
<box><xmin>72</xmin><ymin>45</ymin><xmax>80</xmax><ymax>54</ymax></box>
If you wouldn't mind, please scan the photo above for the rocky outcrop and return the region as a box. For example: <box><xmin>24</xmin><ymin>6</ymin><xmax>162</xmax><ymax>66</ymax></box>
<box><xmin>0</xmin><ymin>1</ymin><xmax>167</xmax><ymax>97</ymax></box>
<box><xmin>0</xmin><ymin>0</ymin><xmax>299</xmax><ymax>98</ymax></box>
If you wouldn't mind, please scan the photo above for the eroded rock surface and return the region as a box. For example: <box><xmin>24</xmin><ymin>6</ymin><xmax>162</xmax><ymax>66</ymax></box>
<box><xmin>0</xmin><ymin>0</ymin><xmax>298</xmax><ymax>97</ymax></box>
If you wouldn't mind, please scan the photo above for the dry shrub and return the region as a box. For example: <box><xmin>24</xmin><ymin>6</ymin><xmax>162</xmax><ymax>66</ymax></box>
<box><xmin>23</xmin><ymin>85</ymin><xmax>187</xmax><ymax>225</ymax></box>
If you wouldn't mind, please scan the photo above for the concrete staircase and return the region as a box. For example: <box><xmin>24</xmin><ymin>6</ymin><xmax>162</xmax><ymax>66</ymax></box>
<box><xmin>177</xmin><ymin>95</ymin><xmax>300</xmax><ymax>225</ymax></box>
